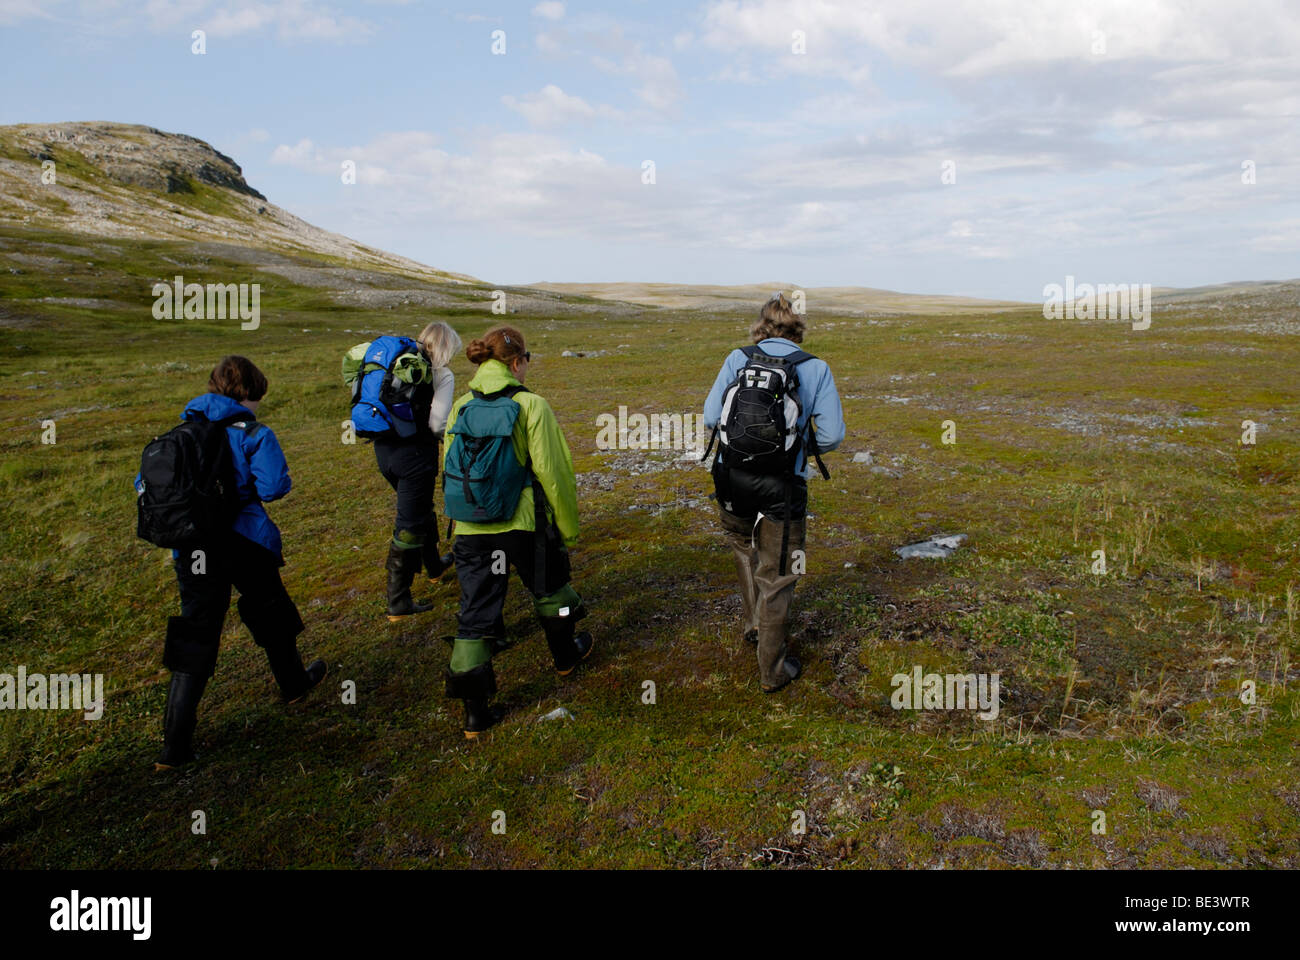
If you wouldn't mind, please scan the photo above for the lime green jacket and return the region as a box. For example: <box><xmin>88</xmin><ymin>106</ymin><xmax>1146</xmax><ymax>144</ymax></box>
<box><xmin>442</xmin><ymin>359</ymin><xmax>580</xmax><ymax>546</ymax></box>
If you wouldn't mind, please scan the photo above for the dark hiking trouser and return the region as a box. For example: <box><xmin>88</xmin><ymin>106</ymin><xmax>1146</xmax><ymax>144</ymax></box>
<box><xmin>719</xmin><ymin>505</ymin><xmax>807</xmax><ymax>689</ymax></box>
<box><xmin>167</xmin><ymin>532</ymin><xmax>305</xmax><ymax>678</ymax></box>
<box><xmin>446</xmin><ymin>531</ymin><xmax>585</xmax><ymax>692</ymax></box>
<box><xmin>374</xmin><ymin>439</ymin><xmax>438</xmax><ymax>549</ymax></box>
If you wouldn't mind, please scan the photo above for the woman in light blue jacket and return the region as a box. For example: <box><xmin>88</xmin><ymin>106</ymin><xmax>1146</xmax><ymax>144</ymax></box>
<box><xmin>702</xmin><ymin>294</ymin><xmax>845</xmax><ymax>692</ymax></box>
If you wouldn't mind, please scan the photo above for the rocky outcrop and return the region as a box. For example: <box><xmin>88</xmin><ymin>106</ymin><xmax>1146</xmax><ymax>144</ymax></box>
<box><xmin>15</xmin><ymin>122</ymin><xmax>266</xmax><ymax>199</ymax></box>
<box><xmin>0</xmin><ymin>121</ymin><xmax>475</xmax><ymax>283</ymax></box>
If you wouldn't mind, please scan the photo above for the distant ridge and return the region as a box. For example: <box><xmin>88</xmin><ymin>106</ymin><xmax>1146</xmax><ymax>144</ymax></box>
<box><xmin>530</xmin><ymin>281</ymin><xmax>1033</xmax><ymax>316</ymax></box>
<box><xmin>532</xmin><ymin>278</ymin><xmax>1300</xmax><ymax>316</ymax></box>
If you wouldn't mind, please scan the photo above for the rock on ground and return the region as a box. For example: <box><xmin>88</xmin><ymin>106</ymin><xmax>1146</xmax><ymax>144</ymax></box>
<box><xmin>895</xmin><ymin>534</ymin><xmax>967</xmax><ymax>559</ymax></box>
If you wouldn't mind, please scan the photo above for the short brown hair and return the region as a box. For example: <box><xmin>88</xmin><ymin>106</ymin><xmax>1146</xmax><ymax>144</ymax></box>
<box><xmin>751</xmin><ymin>292</ymin><xmax>806</xmax><ymax>344</ymax></box>
<box><xmin>207</xmin><ymin>355</ymin><xmax>268</xmax><ymax>402</ymax></box>
<box><xmin>465</xmin><ymin>325</ymin><xmax>526</xmax><ymax>365</ymax></box>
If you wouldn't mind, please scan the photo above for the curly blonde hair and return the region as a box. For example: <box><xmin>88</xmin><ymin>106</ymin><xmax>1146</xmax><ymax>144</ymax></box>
<box><xmin>751</xmin><ymin>292</ymin><xmax>805</xmax><ymax>343</ymax></box>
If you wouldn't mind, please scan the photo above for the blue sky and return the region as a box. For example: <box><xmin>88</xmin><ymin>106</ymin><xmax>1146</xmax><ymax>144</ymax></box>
<box><xmin>2</xmin><ymin>0</ymin><xmax>1297</xmax><ymax>299</ymax></box>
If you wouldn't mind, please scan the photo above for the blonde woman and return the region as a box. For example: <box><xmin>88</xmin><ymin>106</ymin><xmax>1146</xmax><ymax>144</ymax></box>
<box><xmin>375</xmin><ymin>321</ymin><xmax>462</xmax><ymax>619</ymax></box>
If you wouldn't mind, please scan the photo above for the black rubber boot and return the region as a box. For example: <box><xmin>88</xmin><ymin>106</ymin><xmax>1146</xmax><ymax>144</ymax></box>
<box><xmin>464</xmin><ymin>699</ymin><xmax>506</xmax><ymax>738</ymax></box>
<box><xmin>293</xmin><ymin>660</ymin><xmax>328</xmax><ymax>704</ymax></box>
<box><xmin>155</xmin><ymin>671</ymin><xmax>208</xmax><ymax>771</ymax></box>
<box><xmin>541</xmin><ymin>615</ymin><xmax>594</xmax><ymax>676</ymax></box>
<box><xmin>266</xmin><ymin>642</ymin><xmax>328</xmax><ymax>703</ymax></box>
<box><xmin>446</xmin><ymin>662</ymin><xmax>504</xmax><ymax>740</ymax></box>
<box><xmin>422</xmin><ymin>540</ymin><xmax>455</xmax><ymax>583</ymax></box>
<box><xmin>387</xmin><ymin>544</ymin><xmax>432</xmax><ymax>620</ymax></box>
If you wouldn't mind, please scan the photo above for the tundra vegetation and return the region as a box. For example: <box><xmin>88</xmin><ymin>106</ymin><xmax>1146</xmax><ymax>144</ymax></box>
<box><xmin>0</xmin><ymin>125</ymin><xmax>1297</xmax><ymax>868</ymax></box>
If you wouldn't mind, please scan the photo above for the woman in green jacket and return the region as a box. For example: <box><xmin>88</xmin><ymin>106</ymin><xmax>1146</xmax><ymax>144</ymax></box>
<box><xmin>441</xmin><ymin>325</ymin><xmax>593</xmax><ymax>738</ymax></box>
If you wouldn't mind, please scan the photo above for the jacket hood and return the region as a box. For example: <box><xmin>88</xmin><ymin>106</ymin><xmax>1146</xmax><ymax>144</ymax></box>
<box><xmin>467</xmin><ymin>358</ymin><xmax>521</xmax><ymax>395</ymax></box>
<box><xmin>183</xmin><ymin>393</ymin><xmax>256</xmax><ymax>422</ymax></box>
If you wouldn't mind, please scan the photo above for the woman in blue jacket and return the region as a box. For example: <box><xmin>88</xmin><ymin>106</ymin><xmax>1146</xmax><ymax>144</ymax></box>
<box><xmin>146</xmin><ymin>356</ymin><xmax>326</xmax><ymax>770</ymax></box>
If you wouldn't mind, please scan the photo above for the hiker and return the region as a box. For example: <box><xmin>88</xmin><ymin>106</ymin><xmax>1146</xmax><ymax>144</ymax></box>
<box><xmin>702</xmin><ymin>293</ymin><xmax>845</xmax><ymax>692</ymax></box>
<box><xmin>440</xmin><ymin>325</ymin><xmax>593</xmax><ymax>738</ymax></box>
<box><xmin>135</xmin><ymin>356</ymin><xmax>326</xmax><ymax>770</ymax></box>
<box><xmin>345</xmin><ymin>322</ymin><xmax>460</xmax><ymax>621</ymax></box>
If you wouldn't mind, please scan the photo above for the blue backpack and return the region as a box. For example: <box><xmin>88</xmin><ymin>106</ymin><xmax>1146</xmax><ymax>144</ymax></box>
<box><xmin>345</xmin><ymin>335</ymin><xmax>431</xmax><ymax>439</ymax></box>
<box><xmin>443</xmin><ymin>385</ymin><xmax>533</xmax><ymax>523</ymax></box>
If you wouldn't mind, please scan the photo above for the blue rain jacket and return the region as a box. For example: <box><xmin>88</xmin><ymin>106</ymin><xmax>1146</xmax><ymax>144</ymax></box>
<box><xmin>135</xmin><ymin>393</ymin><xmax>292</xmax><ymax>557</ymax></box>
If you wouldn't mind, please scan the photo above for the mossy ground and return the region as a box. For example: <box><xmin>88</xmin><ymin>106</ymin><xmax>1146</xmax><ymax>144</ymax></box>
<box><xmin>1</xmin><ymin>226</ymin><xmax>1296</xmax><ymax>868</ymax></box>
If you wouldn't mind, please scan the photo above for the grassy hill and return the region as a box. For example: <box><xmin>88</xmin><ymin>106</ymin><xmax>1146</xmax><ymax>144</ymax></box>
<box><xmin>0</xmin><ymin>126</ymin><xmax>1297</xmax><ymax>869</ymax></box>
<box><xmin>0</xmin><ymin>122</ymin><xmax>477</xmax><ymax>285</ymax></box>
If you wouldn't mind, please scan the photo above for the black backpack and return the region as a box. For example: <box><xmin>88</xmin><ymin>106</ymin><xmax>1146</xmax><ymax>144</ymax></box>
<box><xmin>702</xmin><ymin>346</ymin><xmax>830</xmax><ymax>576</ymax></box>
<box><xmin>704</xmin><ymin>345</ymin><xmax>829</xmax><ymax>479</ymax></box>
<box><xmin>136</xmin><ymin>414</ymin><xmax>259</xmax><ymax>548</ymax></box>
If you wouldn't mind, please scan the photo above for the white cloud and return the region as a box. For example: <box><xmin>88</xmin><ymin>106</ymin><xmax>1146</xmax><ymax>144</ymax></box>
<box><xmin>209</xmin><ymin>1</ymin><xmax>376</xmax><ymax>41</ymax></box>
<box><xmin>502</xmin><ymin>84</ymin><xmax>619</xmax><ymax>128</ymax></box>
<box><xmin>535</xmin><ymin>30</ymin><xmax>564</xmax><ymax>54</ymax></box>
<box><xmin>628</xmin><ymin>52</ymin><xmax>681</xmax><ymax>112</ymax></box>
<box><xmin>7</xmin><ymin>0</ymin><xmax>377</xmax><ymax>40</ymax></box>
<box><xmin>700</xmin><ymin>0</ymin><xmax>1300</xmax><ymax>77</ymax></box>
<box><xmin>592</xmin><ymin>49</ymin><xmax>683</xmax><ymax>113</ymax></box>
<box><xmin>0</xmin><ymin>0</ymin><xmax>53</xmax><ymax>24</ymax></box>
<box><xmin>1247</xmin><ymin>220</ymin><xmax>1300</xmax><ymax>254</ymax></box>
<box><xmin>270</xmin><ymin>138</ymin><xmax>321</xmax><ymax>168</ymax></box>
<box><xmin>204</xmin><ymin>5</ymin><xmax>276</xmax><ymax>37</ymax></box>
<box><xmin>530</xmin><ymin>20</ymin><xmax>684</xmax><ymax>115</ymax></box>
<box><xmin>265</xmin><ymin>113</ymin><xmax>1296</xmax><ymax>290</ymax></box>
<box><xmin>531</xmin><ymin>1</ymin><xmax>565</xmax><ymax>20</ymax></box>
<box><xmin>270</xmin><ymin>131</ymin><xmax>631</xmax><ymax>229</ymax></box>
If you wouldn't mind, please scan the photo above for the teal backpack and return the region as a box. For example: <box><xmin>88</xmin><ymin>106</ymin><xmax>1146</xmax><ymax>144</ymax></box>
<box><xmin>443</xmin><ymin>385</ymin><xmax>533</xmax><ymax>523</ymax></box>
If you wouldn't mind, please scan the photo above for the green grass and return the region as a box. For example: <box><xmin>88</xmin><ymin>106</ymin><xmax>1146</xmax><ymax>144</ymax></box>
<box><xmin>0</xmin><ymin>226</ymin><xmax>1297</xmax><ymax>868</ymax></box>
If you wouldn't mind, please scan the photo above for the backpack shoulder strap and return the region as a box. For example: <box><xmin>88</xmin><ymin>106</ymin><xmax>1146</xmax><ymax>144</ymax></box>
<box><xmin>472</xmin><ymin>384</ymin><xmax>529</xmax><ymax>401</ymax></box>
<box><xmin>806</xmin><ymin>431</ymin><xmax>830</xmax><ymax>480</ymax></box>
<box><xmin>213</xmin><ymin>413</ymin><xmax>263</xmax><ymax>437</ymax></box>
<box><xmin>764</xmin><ymin>351</ymin><xmax>829</xmax><ymax>479</ymax></box>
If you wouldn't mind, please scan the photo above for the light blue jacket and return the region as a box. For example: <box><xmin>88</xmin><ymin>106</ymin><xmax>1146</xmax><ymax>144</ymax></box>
<box><xmin>703</xmin><ymin>337</ymin><xmax>846</xmax><ymax>474</ymax></box>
